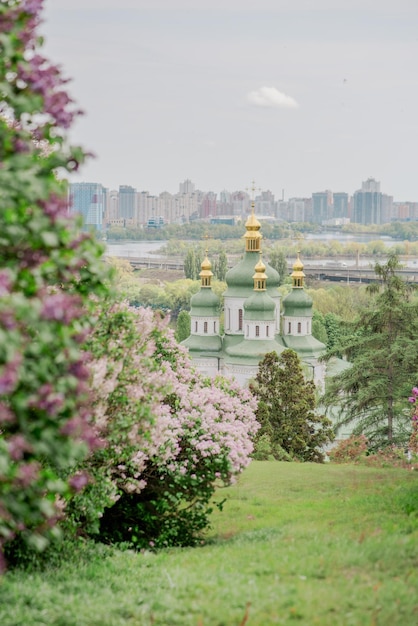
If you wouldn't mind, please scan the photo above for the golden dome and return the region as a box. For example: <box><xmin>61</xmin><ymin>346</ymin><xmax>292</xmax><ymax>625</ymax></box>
<box><xmin>252</xmin><ymin>253</ymin><xmax>267</xmax><ymax>290</ymax></box>
<box><xmin>245</xmin><ymin>206</ymin><xmax>261</xmax><ymax>231</ymax></box>
<box><xmin>201</xmin><ymin>253</ymin><xmax>212</xmax><ymax>272</ymax></box>
<box><xmin>291</xmin><ymin>252</ymin><xmax>305</xmax><ymax>288</ymax></box>
<box><xmin>254</xmin><ymin>254</ymin><xmax>266</xmax><ymax>275</ymax></box>
<box><xmin>293</xmin><ymin>252</ymin><xmax>304</xmax><ymax>272</ymax></box>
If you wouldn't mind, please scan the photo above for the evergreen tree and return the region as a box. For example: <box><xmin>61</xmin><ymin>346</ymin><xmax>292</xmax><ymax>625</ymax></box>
<box><xmin>175</xmin><ymin>310</ymin><xmax>191</xmax><ymax>342</ymax></box>
<box><xmin>250</xmin><ymin>350</ymin><xmax>334</xmax><ymax>462</ymax></box>
<box><xmin>269</xmin><ymin>248</ymin><xmax>289</xmax><ymax>285</ymax></box>
<box><xmin>323</xmin><ymin>253</ymin><xmax>418</xmax><ymax>449</ymax></box>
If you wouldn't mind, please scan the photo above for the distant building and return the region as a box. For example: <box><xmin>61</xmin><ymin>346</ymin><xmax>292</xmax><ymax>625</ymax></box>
<box><xmin>278</xmin><ymin>198</ymin><xmax>311</xmax><ymax>222</ymax></box>
<box><xmin>69</xmin><ymin>182</ymin><xmax>105</xmax><ymax>231</ymax></box>
<box><xmin>119</xmin><ymin>185</ymin><xmax>136</xmax><ymax>220</ymax></box>
<box><xmin>312</xmin><ymin>191</ymin><xmax>333</xmax><ymax>224</ymax></box>
<box><xmin>179</xmin><ymin>179</ymin><xmax>195</xmax><ymax>195</ymax></box>
<box><xmin>333</xmin><ymin>192</ymin><xmax>349</xmax><ymax>219</ymax></box>
<box><xmin>255</xmin><ymin>190</ymin><xmax>277</xmax><ymax>217</ymax></box>
<box><xmin>199</xmin><ymin>192</ymin><xmax>217</xmax><ymax>219</ymax></box>
<box><xmin>352</xmin><ymin>178</ymin><xmax>393</xmax><ymax>225</ymax></box>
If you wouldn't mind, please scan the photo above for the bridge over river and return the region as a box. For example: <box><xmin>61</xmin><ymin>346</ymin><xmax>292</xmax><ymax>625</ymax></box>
<box><xmin>105</xmin><ymin>254</ymin><xmax>418</xmax><ymax>284</ymax></box>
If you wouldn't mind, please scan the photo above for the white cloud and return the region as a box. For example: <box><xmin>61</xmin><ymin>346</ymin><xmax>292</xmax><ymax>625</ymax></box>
<box><xmin>246</xmin><ymin>86</ymin><xmax>299</xmax><ymax>109</ymax></box>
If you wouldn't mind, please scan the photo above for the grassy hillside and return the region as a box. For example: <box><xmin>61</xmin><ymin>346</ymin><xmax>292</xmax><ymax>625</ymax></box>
<box><xmin>1</xmin><ymin>462</ymin><xmax>417</xmax><ymax>626</ymax></box>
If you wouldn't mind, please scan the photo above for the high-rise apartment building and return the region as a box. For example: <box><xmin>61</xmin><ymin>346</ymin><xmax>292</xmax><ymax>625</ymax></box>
<box><xmin>278</xmin><ymin>198</ymin><xmax>311</xmax><ymax>222</ymax></box>
<box><xmin>199</xmin><ymin>192</ymin><xmax>217</xmax><ymax>219</ymax></box>
<box><xmin>255</xmin><ymin>190</ymin><xmax>277</xmax><ymax>216</ymax></box>
<box><xmin>352</xmin><ymin>178</ymin><xmax>384</xmax><ymax>225</ymax></box>
<box><xmin>179</xmin><ymin>179</ymin><xmax>195</xmax><ymax>195</ymax></box>
<box><xmin>333</xmin><ymin>192</ymin><xmax>349</xmax><ymax>219</ymax></box>
<box><xmin>69</xmin><ymin>182</ymin><xmax>105</xmax><ymax>230</ymax></box>
<box><xmin>312</xmin><ymin>191</ymin><xmax>333</xmax><ymax>224</ymax></box>
<box><xmin>119</xmin><ymin>185</ymin><xmax>136</xmax><ymax>220</ymax></box>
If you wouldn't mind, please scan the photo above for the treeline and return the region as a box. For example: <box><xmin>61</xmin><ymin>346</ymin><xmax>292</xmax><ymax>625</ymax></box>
<box><xmin>107</xmin><ymin>220</ymin><xmax>418</xmax><ymax>247</ymax></box>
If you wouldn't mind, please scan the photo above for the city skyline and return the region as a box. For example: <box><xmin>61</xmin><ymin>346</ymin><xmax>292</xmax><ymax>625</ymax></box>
<box><xmin>43</xmin><ymin>1</ymin><xmax>418</xmax><ymax>201</ymax></box>
<box><xmin>70</xmin><ymin>177</ymin><xmax>418</xmax><ymax>229</ymax></box>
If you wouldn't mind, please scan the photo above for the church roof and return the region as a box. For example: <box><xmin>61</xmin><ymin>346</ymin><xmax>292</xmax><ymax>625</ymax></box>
<box><xmin>282</xmin><ymin>334</ymin><xmax>325</xmax><ymax>357</ymax></box>
<box><xmin>190</xmin><ymin>288</ymin><xmax>220</xmax><ymax>316</ymax></box>
<box><xmin>282</xmin><ymin>288</ymin><xmax>313</xmax><ymax>316</ymax></box>
<box><xmin>244</xmin><ymin>291</ymin><xmax>275</xmax><ymax>319</ymax></box>
<box><xmin>223</xmin><ymin>334</ymin><xmax>285</xmax><ymax>361</ymax></box>
<box><xmin>182</xmin><ymin>333</ymin><xmax>222</xmax><ymax>354</ymax></box>
<box><xmin>224</xmin><ymin>251</ymin><xmax>280</xmax><ymax>297</ymax></box>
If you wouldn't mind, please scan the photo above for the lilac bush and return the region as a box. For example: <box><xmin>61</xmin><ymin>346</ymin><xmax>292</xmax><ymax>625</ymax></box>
<box><xmin>72</xmin><ymin>304</ymin><xmax>259</xmax><ymax>548</ymax></box>
<box><xmin>0</xmin><ymin>1</ymin><xmax>109</xmax><ymax>568</ymax></box>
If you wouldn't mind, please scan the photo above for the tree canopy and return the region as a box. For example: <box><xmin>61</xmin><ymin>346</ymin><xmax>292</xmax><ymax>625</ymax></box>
<box><xmin>322</xmin><ymin>253</ymin><xmax>418</xmax><ymax>449</ymax></box>
<box><xmin>250</xmin><ymin>350</ymin><xmax>334</xmax><ymax>462</ymax></box>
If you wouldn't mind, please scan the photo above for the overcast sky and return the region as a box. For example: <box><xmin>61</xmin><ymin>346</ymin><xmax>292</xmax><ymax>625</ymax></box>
<box><xmin>42</xmin><ymin>0</ymin><xmax>418</xmax><ymax>201</ymax></box>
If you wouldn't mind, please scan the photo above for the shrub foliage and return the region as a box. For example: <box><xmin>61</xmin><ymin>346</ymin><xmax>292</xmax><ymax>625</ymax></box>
<box><xmin>69</xmin><ymin>304</ymin><xmax>259</xmax><ymax>549</ymax></box>
<box><xmin>0</xmin><ymin>0</ymin><xmax>110</xmax><ymax>568</ymax></box>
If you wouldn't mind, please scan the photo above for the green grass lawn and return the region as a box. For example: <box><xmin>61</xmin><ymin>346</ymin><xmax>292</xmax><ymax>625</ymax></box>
<box><xmin>1</xmin><ymin>462</ymin><xmax>418</xmax><ymax>626</ymax></box>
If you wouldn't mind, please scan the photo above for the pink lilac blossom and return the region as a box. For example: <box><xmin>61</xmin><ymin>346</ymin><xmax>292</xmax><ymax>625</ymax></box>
<box><xmin>89</xmin><ymin>304</ymin><xmax>259</xmax><ymax>498</ymax></box>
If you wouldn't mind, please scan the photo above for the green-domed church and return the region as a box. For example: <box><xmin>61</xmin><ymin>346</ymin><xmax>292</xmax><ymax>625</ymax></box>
<box><xmin>182</xmin><ymin>207</ymin><xmax>331</xmax><ymax>388</ymax></box>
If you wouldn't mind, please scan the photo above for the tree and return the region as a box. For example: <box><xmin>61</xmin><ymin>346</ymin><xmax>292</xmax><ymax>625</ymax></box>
<box><xmin>322</xmin><ymin>253</ymin><xmax>418</xmax><ymax>449</ymax></box>
<box><xmin>250</xmin><ymin>350</ymin><xmax>334</xmax><ymax>462</ymax></box>
<box><xmin>0</xmin><ymin>0</ymin><xmax>110</xmax><ymax>568</ymax></box>
<box><xmin>268</xmin><ymin>248</ymin><xmax>288</xmax><ymax>285</ymax></box>
<box><xmin>214</xmin><ymin>249</ymin><xmax>228</xmax><ymax>282</ymax></box>
<box><xmin>184</xmin><ymin>247</ymin><xmax>203</xmax><ymax>280</ymax></box>
<box><xmin>175</xmin><ymin>310</ymin><xmax>191</xmax><ymax>342</ymax></box>
<box><xmin>312</xmin><ymin>311</ymin><xmax>328</xmax><ymax>345</ymax></box>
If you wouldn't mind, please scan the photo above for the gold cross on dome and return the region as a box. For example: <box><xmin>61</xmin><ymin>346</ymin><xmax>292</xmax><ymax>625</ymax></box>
<box><xmin>246</xmin><ymin>180</ymin><xmax>261</xmax><ymax>201</ymax></box>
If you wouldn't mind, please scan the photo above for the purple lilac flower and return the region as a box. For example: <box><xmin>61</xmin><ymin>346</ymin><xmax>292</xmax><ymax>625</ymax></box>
<box><xmin>40</xmin><ymin>292</ymin><xmax>82</xmax><ymax>323</ymax></box>
<box><xmin>0</xmin><ymin>357</ymin><xmax>21</xmax><ymax>395</ymax></box>
<box><xmin>68</xmin><ymin>472</ymin><xmax>89</xmax><ymax>492</ymax></box>
<box><xmin>8</xmin><ymin>434</ymin><xmax>32</xmax><ymax>461</ymax></box>
<box><xmin>0</xmin><ymin>270</ymin><xmax>12</xmax><ymax>296</ymax></box>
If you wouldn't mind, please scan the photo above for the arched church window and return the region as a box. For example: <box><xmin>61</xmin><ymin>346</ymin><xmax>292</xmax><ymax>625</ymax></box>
<box><xmin>266</xmin><ymin>326</ymin><xmax>269</xmax><ymax>337</ymax></box>
<box><xmin>238</xmin><ymin>309</ymin><xmax>243</xmax><ymax>331</ymax></box>
<box><xmin>204</xmin><ymin>321</ymin><xmax>208</xmax><ymax>333</ymax></box>
<box><xmin>255</xmin><ymin>325</ymin><xmax>260</xmax><ymax>337</ymax></box>
<box><xmin>195</xmin><ymin>321</ymin><xmax>198</xmax><ymax>332</ymax></box>
<box><xmin>288</xmin><ymin>322</ymin><xmax>291</xmax><ymax>334</ymax></box>
<box><xmin>297</xmin><ymin>322</ymin><xmax>301</xmax><ymax>334</ymax></box>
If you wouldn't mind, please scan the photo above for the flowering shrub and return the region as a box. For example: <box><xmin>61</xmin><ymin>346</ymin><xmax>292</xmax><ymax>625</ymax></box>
<box><xmin>329</xmin><ymin>435</ymin><xmax>416</xmax><ymax>468</ymax></box>
<box><xmin>362</xmin><ymin>446</ymin><xmax>412</xmax><ymax>469</ymax></box>
<box><xmin>0</xmin><ymin>1</ymin><xmax>109</xmax><ymax>569</ymax></box>
<box><xmin>70</xmin><ymin>304</ymin><xmax>259</xmax><ymax>548</ymax></box>
<box><xmin>328</xmin><ymin>435</ymin><xmax>369</xmax><ymax>464</ymax></box>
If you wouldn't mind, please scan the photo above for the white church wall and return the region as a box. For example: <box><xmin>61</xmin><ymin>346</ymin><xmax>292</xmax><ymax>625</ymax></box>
<box><xmin>191</xmin><ymin>316</ymin><xmax>220</xmax><ymax>336</ymax></box>
<box><xmin>282</xmin><ymin>315</ymin><xmax>311</xmax><ymax>337</ymax></box>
